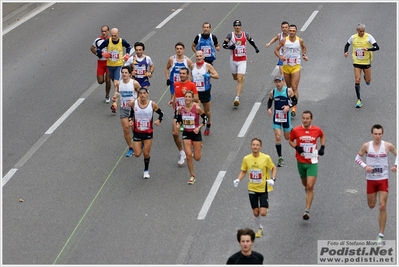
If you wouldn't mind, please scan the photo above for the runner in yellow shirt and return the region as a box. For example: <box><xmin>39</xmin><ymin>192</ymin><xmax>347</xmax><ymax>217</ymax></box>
<box><xmin>233</xmin><ymin>137</ymin><xmax>277</xmax><ymax>238</ymax></box>
<box><xmin>344</xmin><ymin>23</ymin><xmax>379</xmax><ymax>108</ymax></box>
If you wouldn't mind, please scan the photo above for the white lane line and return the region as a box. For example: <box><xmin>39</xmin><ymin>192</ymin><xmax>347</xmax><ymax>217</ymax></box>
<box><xmin>141</xmin><ymin>31</ymin><xmax>156</xmax><ymax>43</ymax></box>
<box><xmin>2</xmin><ymin>169</ymin><xmax>18</xmax><ymax>187</ymax></box>
<box><xmin>14</xmin><ymin>135</ymin><xmax>51</xmax><ymax>169</ymax></box>
<box><xmin>45</xmin><ymin>98</ymin><xmax>85</xmax><ymax>134</ymax></box>
<box><xmin>156</xmin><ymin>8</ymin><xmax>182</xmax><ymax>28</ymax></box>
<box><xmin>197</xmin><ymin>171</ymin><xmax>226</xmax><ymax>220</ymax></box>
<box><xmin>300</xmin><ymin>10</ymin><xmax>318</xmax><ymax>31</ymax></box>
<box><xmin>2</xmin><ymin>3</ymin><xmax>56</xmax><ymax>35</ymax></box>
<box><xmin>238</xmin><ymin>102</ymin><xmax>261</xmax><ymax>137</ymax></box>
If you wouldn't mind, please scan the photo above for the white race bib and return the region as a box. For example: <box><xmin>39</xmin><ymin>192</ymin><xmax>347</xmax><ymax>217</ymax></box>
<box><xmin>275</xmin><ymin>110</ymin><xmax>287</xmax><ymax>122</ymax></box>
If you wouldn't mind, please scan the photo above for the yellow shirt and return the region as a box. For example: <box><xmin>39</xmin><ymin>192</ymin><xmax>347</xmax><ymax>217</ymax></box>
<box><xmin>107</xmin><ymin>38</ymin><xmax>124</xmax><ymax>66</ymax></box>
<box><xmin>351</xmin><ymin>33</ymin><xmax>373</xmax><ymax>65</ymax></box>
<box><xmin>241</xmin><ymin>152</ymin><xmax>275</xmax><ymax>193</ymax></box>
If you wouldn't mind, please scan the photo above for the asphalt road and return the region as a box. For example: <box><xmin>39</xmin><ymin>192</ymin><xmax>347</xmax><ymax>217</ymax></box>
<box><xmin>2</xmin><ymin>2</ymin><xmax>397</xmax><ymax>265</ymax></box>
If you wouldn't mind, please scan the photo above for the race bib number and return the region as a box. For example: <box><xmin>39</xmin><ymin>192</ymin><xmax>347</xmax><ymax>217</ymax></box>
<box><xmin>275</xmin><ymin>110</ymin><xmax>287</xmax><ymax>122</ymax></box>
<box><xmin>135</xmin><ymin>66</ymin><xmax>146</xmax><ymax>77</ymax></box>
<box><xmin>355</xmin><ymin>49</ymin><xmax>365</xmax><ymax>59</ymax></box>
<box><xmin>137</xmin><ymin>119</ymin><xmax>150</xmax><ymax>131</ymax></box>
<box><xmin>286</xmin><ymin>57</ymin><xmax>298</xmax><ymax>66</ymax></box>
<box><xmin>201</xmin><ymin>46</ymin><xmax>212</xmax><ymax>57</ymax></box>
<box><xmin>301</xmin><ymin>143</ymin><xmax>315</xmax><ymax>159</ymax></box>
<box><xmin>249</xmin><ymin>169</ymin><xmax>262</xmax><ymax>183</ymax></box>
<box><xmin>182</xmin><ymin>115</ymin><xmax>195</xmax><ymax>129</ymax></box>
<box><xmin>234</xmin><ymin>45</ymin><xmax>246</xmax><ymax>57</ymax></box>
<box><xmin>371</xmin><ymin>164</ymin><xmax>383</xmax><ymax>176</ymax></box>
<box><xmin>194</xmin><ymin>78</ymin><xmax>205</xmax><ymax>91</ymax></box>
<box><xmin>109</xmin><ymin>50</ymin><xmax>120</xmax><ymax>61</ymax></box>
<box><xmin>173</xmin><ymin>73</ymin><xmax>181</xmax><ymax>82</ymax></box>
<box><xmin>121</xmin><ymin>100</ymin><xmax>130</xmax><ymax>109</ymax></box>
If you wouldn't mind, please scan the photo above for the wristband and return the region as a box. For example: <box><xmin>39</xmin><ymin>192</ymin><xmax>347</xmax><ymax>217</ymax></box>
<box><xmin>360</xmin><ymin>162</ymin><xmax>367</xmax><ymax>168</ymax></box>
<box><xmin>302</xmin><ymin>54</ymin><xmax>306</xmax><ymax>57</ymax></box>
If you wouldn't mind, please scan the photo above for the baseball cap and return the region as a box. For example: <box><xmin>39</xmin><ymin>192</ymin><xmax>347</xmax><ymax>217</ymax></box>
<box><xmin>274</xmin><ymin>75</ymin><xmax>283</xmax><ymax>81</ymax></box>
<box><xmin>233</xmin><ymin>20</ymin><xmax>242</xmax><ymax>26</ymax></box>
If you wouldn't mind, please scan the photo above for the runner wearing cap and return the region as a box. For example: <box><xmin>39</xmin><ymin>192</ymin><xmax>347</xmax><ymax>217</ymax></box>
<box><xmin>267</xmin><ymin>75</ymin><xmax>296</xmax><ymax>167</ymax></box>
<box><xmin>222</xmin><ymin>20</ymin><xmax>259</xmax><ymax>107</ymax></box>
<box><xmin>128</xmin><ymin>87</ymin><xmax>164</xmax><ymax>179</ymax></box>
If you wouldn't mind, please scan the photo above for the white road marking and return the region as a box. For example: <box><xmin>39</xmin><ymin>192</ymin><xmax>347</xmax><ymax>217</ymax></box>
<box><xmin>238</xmin><ymin>102</ymin><xmax>261</xmax><ymax>137</ymax></box>
<box><xmin>2</xmin><ymin>3</ymin><xmax>56</xmax><ymax>35</ymax></box>
<box><xmin>2</xmin><ymin>169</ymin><xmax>18</xmax><ymax>187</ymax></box>
<box><xmin>300</xmin><ymin>11</ymin><xmax>319</xmax><ymax>31</ymax></box>
<box><xmin>197</xmin><ymin>171</ymin><xmax>226</xmax><ymax>220</ymax></box>
<box><xmin>45</xmin><ymin>98</ymin><xmax>85</xmax><ymax>134</ymax></box>
<box><xmin>155</xmin><ymin>8</ymin><xmax>182</xmax><ymax>29</ymax></box>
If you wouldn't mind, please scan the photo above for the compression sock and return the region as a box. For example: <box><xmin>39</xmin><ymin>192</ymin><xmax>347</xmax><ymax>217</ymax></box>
<box><xmin>355</xmin><ymin>83</ymin><xmax>361</xmax><ymax>100</ymax></box>
<box><xmin>276</xmin><ymin>143</ymin><xmax>282</xmax><ymax>157</ymax></box>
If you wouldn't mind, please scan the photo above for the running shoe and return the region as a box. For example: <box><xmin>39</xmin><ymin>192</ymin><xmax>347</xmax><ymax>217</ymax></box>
<box><xmin>277</xmin><ymin>157</ymin><xmax>284</xmax><ymax>167</ymax></box>
<box><xmin>356</xmin><ymin>100</ymin><xmax>363</xmax><ymax>108</ymax></box>
<box><xmin>143</xmin><ymin>170</ymin><xmax>150</xmax><ymax>179</ymax></box>
<box><xmin>376</xmin><ymin>235</ymin><xmax>384</xmax><ymax>246</ymax></box>
<box><xmin>233</xmin><ymin>96</ymin><xmax>240</xmax><ymax>107</ymax></box>
<box><xmin>291</xmin><ymin>105</ymin><xmax>296</xmax><ymax>117</ymax></box>
<box><xmin>111</xmin><ymin>102</ymin><xmax>117</xmax><ymax>113</ymax></box>
<box><xmin>125</xmin><ymin>148</ymin><xmax>134</xmax><ymax>157</ymax></box>
<box><xmin>105</xmin><ymin>95</ymin><xmax>110</xmax><ymax>103</ymax></box>
<box><xmin>255</xmin><ymin>228</ymin><xmax>264</xmax><ymax>238</ymax></box>
<box><xmin>303</xmin><ymin>210</ymin><xmax>310</xmax><ymax>220</ymax></box>
<box><xmin>204</xmin><ymin>127</ymin><xmax>210</xmax><ymax>136</ymax></box>
<box><xmin>188</xmin><ymin>175</ymin><xmax>196</xmax><ymax>185</ymax></box>
<box><xmin>178</xmin><ymin>152</ymin><xmax>186</xmax><ymax>166</ymax></box>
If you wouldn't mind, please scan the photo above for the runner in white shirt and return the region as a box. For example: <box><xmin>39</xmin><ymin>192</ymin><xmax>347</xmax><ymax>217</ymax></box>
<box><xmin>355</xmin><ymin>124</ymin><xmax>397</xmax><ymax>244</ymax></box>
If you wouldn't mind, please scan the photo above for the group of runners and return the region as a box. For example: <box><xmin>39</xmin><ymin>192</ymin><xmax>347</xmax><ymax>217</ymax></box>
<box><xmin>232</xmin><ymin>22</ymin><xmax>396</xmax><ymax>262</ymax></box>
<box><xmin>91</xmin><ymin>20</ymin><xmax>397</xmax><ymax>263</ymax></box>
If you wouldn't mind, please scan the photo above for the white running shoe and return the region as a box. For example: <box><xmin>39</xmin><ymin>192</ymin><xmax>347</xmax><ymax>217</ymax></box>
<box><xmin>233</xmin><ymin>96</ymin><xmax>240</xmax><ymax>107</ymax></box>
<box><xmin>178</xmin><ymin>152</ymin><xmax>186</xmax><ymax>166</ymax></box>
<box><xmin>143</xmin><ymin>170</ymin><xmax>150</xmax><ymax>179</ymax></box>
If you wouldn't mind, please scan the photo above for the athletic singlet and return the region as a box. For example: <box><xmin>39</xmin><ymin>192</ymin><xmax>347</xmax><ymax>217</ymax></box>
<box><xmin>366</xmin><ymin>141</ymin><xmax>389</xmax><ymax>181</ymax></box>
<box><xmin>133</xmin><ymin>99</ymin><xmax>153</xmax><ymax>134</ymax></box>
<box><xmin>191</xmin><ymin>63</ymin><xmax>211</xmax><ymax>92</ymax></box>
<box><xmin>169</xmin><ymin>56</ymin><xmax>189</xmax><ymax>84</ymax></box>
<box><xmin>133</xmin><ymin>55</ymin><xmax>149</xmax><ymax>79</ymax></box>
<box><xmin>241</xmin><ymin>153</ymin><xmax>275</xmax><ymax>193</ymax></box>
<box><xmin>273</xmin><ymin>86</ymin><xmax>290</xmax><ymax>123</ymax></box>
<box><xmin>283</xmin><ymin>36</ymin><xmax>301</xmax><ymax>66</ymax></box>
<box><xmin>94</xmin><ymin>36</ymin><xmax>108</xmax><ymax>61</ymax></box>
<box><xmin>107</xmin><ymin>38</ymin><xmax>124</xmax><ymax>66</ymax></box>
<box><xmin>348</xmin><ymin>33</ymin><xmax>375</xmax><ymax>65</ymax></box>
<box><xmin>196</xmin><ymin>34</ymin><xmax>216</xmax><ymax>60</ymax></box>
<box><xmin>231</xmin><ymin>31</ymin><xmax>247</xmax><ymax>62</ymax></box>
<box><xmin>180</xmin><ymin>104</ymin><xmax>199</xmax><ymax>132</ymax></box>
<box><xmin>119</xmin><ymin>79</ymin><xmax>137</xmax><ymax>110</ymax></box>
<box><xmin>279</xmin><ymin>32</ymin><xmax>286</xmax><ymax>55</ymax></box>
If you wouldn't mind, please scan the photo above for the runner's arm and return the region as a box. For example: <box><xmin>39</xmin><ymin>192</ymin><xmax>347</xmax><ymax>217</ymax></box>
<box><xmin>366</xmin><ymin>42</ymin><xmax>379</xmax><ymax>51</ymax></box>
